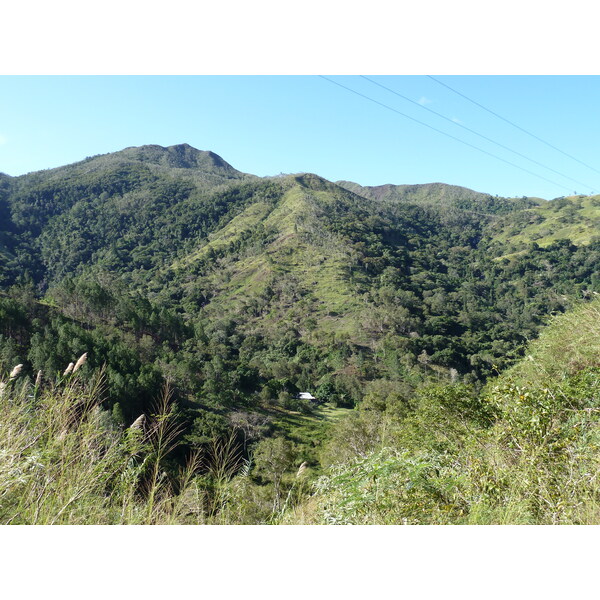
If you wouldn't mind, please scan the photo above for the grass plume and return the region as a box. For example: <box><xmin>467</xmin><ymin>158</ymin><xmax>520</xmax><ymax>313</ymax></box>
<box><xmin>0</xmin><ymin>367</ymin><xmax>210</xmax><ymax>524</ymax></box>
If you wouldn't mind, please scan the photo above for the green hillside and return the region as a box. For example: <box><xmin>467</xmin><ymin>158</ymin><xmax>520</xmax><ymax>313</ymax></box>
<box><xmin>2</xmin><ymin>144</ymin><xmax>600</xmax><ymax>524</ymax></box>
<box><xmin>286</xmin><ymin>298</ymin><xmax>600</xmax><ymax>525</ymax></box>
<box><xmin>487</xmin><ymin>194</ymin><xmax>600</xmax><ymax>254</ymax></box>
<box><xmin>169</xmin><ymin>177</ymin><xmax>366</xmax><ymax>338</ymax></box>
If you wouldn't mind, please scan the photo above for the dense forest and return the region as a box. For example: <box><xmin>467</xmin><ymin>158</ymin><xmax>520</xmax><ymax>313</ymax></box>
<box><xmin>1</xmin><ymin>143</ymin><xmax>600</xmax><ymax>524</ymax></box>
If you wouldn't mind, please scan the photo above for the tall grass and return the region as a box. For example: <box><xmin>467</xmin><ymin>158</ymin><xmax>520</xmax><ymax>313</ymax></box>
<box><xmin>0</xmin><ymin>364</ymin><xmax>211</xmax><ymax>525</ymax></box>
<box><xmin>0</xmin><ymin>361</ymin><xmax>308</xmax><ymax>525</ymax></box>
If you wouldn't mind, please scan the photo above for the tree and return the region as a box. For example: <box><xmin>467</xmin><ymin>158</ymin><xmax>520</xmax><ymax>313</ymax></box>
<box><xmin>252</xmin><ymin>436</ymin><xmax>296</xmax><ymax>512</ymax></box>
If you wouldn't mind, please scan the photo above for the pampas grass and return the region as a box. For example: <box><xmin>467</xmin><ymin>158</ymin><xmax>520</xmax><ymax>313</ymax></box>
<box><xmin>9</xmin><ymin>364</ymin><xmax>23</xmax><ymax>380</ymax></box>
<box><xmin>129</xmin><ymin>414</ymin><xmax>146</xmax><ymax>431</ymax></box>
<box><xmin>296</xmin><ymin>461</ymin><xmax>308</xmax><ymax>478</ymax></box>
<box><xmin>72</xmin><ymin>353</ymin><xmax>87</xmax><ymax>373</ymax></box>
<box><xmin>0</xmin><ymin>368</ymin><xmax>209</xmax><ymax>525</ymax></box>
<box><xmin>63</xmin><ymin>362</ymin><xmax>74</xmax><ymax>376</ymax></box>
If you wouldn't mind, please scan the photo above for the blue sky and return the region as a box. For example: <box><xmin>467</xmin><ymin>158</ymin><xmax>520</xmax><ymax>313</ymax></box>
<box><xmin>1</xmin><ymin>75</ymin><xmax>599</xmax><ymax>199</ymax></box>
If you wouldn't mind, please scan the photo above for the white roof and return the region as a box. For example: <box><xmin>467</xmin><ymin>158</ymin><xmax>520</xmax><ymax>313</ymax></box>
<box><xmin>298</xmin><ymin>392</ymin><xmax>316</xmax><ymax>400</ymax></box>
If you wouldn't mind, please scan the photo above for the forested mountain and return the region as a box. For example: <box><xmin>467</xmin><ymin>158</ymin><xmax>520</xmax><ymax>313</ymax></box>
<box><xmin>1</xmin><ymin>143</ymin><xmax>600</xmax><ymax>524</ymax></box>
<box><xmin>336</xmin><ymin>180</ymin><xmax>542</xmax><ymax>214</ymax></box>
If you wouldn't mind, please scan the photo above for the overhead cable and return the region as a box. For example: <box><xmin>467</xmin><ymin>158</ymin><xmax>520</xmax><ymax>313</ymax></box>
<box><xmin>319</xmin><ymin>75</ymin><xmax>574</xmax><ymax>194</ymax></box>
<box><xmin>428</xmin><ymin>75</ymin><xmax>600</xmax><ymax>178</ymax></box>
<box><xmin>361</xmin><ymin>75</ymin><xmax>596</xmax><ymax>193</ymax></box>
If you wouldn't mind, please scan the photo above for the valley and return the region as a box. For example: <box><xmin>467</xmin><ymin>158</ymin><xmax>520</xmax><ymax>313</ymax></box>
<box><xmin>1</xmin><ymin>143</ymin><xmax>600</xmax><ymax>524</ymax></box>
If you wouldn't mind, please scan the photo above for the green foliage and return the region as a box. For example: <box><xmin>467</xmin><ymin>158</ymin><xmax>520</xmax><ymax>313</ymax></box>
<box><xmin>297</xmin><ymin>297</ymin><xmax>600</xmax><ymax>525</ymax></box>
<box><xmin>5</xmin><ymin>145</ymin><xmax>600</xmax><ymax>524</ymax></box>
<box><xmin>312</xmin><ymin>448</ymin><xmax>466</xmax><ymax>525</ymax></box>
<box><xmin>252</xmin><ymin>435</ymin><xmax>298</xmax><ymax>512</ymax></box>
<box><xmin>252</xmin><ymin>436</ymin><xmax>297</xmax><ymax>481</ymax></box>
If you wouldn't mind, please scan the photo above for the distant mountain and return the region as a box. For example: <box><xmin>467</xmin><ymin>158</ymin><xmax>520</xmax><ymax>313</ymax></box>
<box><xmin>81</xmin><ymin>143</ymin><xmax>249</xmax><ymax>180</ymax></box>
<box><xmin>337</xmin><ymin>180</ymin><xmax>489</xmax><ymax>203</ymax></box>
<box><xmin>337</xmin><ymin>180</ymin><xmax>542</xmax><ymax>215</ymax></box>
<box><xmin>114</xmin><ymin>143</ymin><xmax>242</xmax><ymax>172</ymax></box>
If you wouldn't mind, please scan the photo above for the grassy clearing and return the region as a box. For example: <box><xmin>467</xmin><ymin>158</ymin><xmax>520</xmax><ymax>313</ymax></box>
<box><xmin>492</xmin><ymin>194</ymin><xmax>600</xmax><ymax>251</ymax></box>
<box><xmin>267</xmin><ymin>404</ymin><xmax>352</xmax><ymax>465</ymax></box>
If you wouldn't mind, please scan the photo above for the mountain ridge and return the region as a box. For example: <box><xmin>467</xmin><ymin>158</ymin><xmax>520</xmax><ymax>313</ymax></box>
<box><xmin>337</xmin><ymin>180</ymin><xmax>491</xmax><ymax>201</ymax></box>
<box><xmin>2</xmin><ymin>143</ymin><xmax>600</xmax><ymax>525</ymax></box>
<box><xmin>337</xmin><ymin>179</ymin><xmax>544</xmax><ymax>215</ymax></box>
<box><xmin>3</xmin><ymin>143</ymin><xmax>600</xmax><ymax>393</ymax></box>
<box><xmin>7</xmin><ymin>144</ymin><xmax>252</xmax><ymax>195</ymax></box>
<box><xmin>8</xmin><ymin>143</ymin><xmax>507</xmax><ymax>199</ymax></box>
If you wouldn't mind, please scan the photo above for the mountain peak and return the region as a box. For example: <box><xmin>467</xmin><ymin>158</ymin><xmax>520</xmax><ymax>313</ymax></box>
<box><xmin>116</xmin><ymin>143</ymin><xmax>240</xmax><ymax>173</ymax></box>
<box><xmin>15</xmin><ymin>143</ymin><xmax>250</xmax><ymax>186</ymax></box>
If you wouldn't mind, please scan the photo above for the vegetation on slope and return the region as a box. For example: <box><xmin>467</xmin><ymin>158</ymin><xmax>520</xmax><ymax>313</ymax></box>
<box><xmin>487</xmin><ymin>194</ymin><xmax>600</xmax><ymax>255</ymax></box>
<box><xmin>3</xmin><ymin>144</ymin><xmax>600</xmax><ymax>524</ymax></box>
<box><xmin>287</xmin><ymin>299</ymin><xmax>600</xmax><ymax>524</ymax></box>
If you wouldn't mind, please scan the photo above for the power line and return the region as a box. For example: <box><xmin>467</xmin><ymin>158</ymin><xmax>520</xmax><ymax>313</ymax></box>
<box><xmin>427</xmin><ymin>75</ymin><xmax>600</xmax><ymax>178</ymax></box>
<box><xmin>319</xmin><ymin>76</ymin><xmax>574</xmax><ymax>194</ymax></box>
<box><xmin>361</xmin><ymin>75</ymin><xmax>596</xmax><ymax>193</ymax></box>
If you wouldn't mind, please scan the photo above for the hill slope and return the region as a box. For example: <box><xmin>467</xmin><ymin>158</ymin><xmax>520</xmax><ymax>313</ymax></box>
<box><xmin>3</xmin><ymin>144</ymin><xmax>600</xmax><ymax>524</ymax></box>
<box><xmin>486</xmin><ymin>193</ymin><xmax>600</xmax><ymax>255</ymax></box>
<box><xmin>286</xmin><ymin>298</ymin><xmax>600</xmax><ymax>525</ymax></box>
